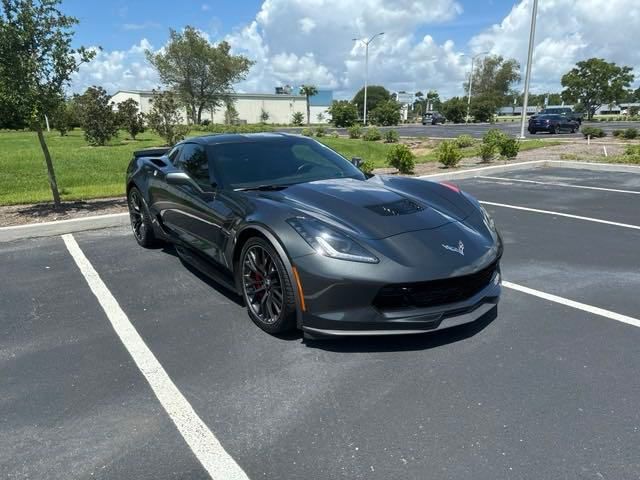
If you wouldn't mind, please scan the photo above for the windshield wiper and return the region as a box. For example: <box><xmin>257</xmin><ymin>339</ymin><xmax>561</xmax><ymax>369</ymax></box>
<box><xmin>234</xmin><ymin>184</ymin><xmax>291</xmax><ymax>192</ymax></box>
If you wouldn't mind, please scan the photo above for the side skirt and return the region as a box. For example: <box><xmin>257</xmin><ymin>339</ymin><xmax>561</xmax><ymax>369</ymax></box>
<box><xmin>174</xmin><ymin>245</ymin><xmax>240</xmax><ymax>295</ymax></box>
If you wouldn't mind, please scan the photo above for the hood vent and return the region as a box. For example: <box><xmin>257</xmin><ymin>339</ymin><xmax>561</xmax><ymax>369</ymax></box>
<box><xmin>366</xmin><ymin>198</ymin><xmax>425</xmax><ymax>216</ymax></box>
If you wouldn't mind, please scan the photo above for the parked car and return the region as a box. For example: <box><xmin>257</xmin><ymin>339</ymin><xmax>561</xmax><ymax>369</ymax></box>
<box><xmin>422</xmin><ymin>111</ymin><xmax>446</xmax><ymax>125</ymax></box>
<box><xmin>528</xmin><ymin>114</ymin><xmax>579</xmax><ymax>134</ymax></box>
<box><xmin>126</xmin><ymin>133</ymin><xmax>502</xmax><ymax>339</ymax></box>
<box><xmin>534</xmin><ymin>107</ymin><xmax>583</xmax><ymax>125</ymax></box>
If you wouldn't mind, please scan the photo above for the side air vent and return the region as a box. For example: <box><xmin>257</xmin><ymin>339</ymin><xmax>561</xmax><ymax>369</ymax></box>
<box><xmin>150</xmin><ymin>158</ymin><xmax>168</xmax><ymax>168</ymax></box>
<box><xmin>366</xmin><ymin>198</ymin><xmax>425</xmax><ymax>216</ymax></box>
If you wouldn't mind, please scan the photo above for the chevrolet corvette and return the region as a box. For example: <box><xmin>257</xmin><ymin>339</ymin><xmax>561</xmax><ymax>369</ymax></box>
<box><xmin>126</xmin><ymin>133</ymin><xmax>502</xmax><ymax>339</ymax></box>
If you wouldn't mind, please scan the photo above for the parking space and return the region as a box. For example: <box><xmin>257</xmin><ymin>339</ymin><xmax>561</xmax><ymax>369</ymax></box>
<box><xmin>2</xmin><ymin>166</ymin><xmax>640</xmax><ymax>479</ymax></box>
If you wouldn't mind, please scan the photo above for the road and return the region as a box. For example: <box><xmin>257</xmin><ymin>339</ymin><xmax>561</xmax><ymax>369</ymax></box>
<box><xmin>1</xmin><ymin>166</ymin><xmax>639</xmax><ymax>479</ymax></box>
<box><xmin>281</xmin><ymin>121</ymin><xmax>640</xmax><ymax>139</ymax></box>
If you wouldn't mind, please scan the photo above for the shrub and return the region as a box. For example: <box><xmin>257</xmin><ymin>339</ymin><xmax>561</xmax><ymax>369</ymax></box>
<box><xmin>622</xmin><ymin>145</ymin><xmax>640</xmax><ymax>164</ymax></box>
<box><xmin>348</xmin><ymin>125</ymin><xmax>362</xmax><ymax>139</ymax></box>
<box><xmin>560</xmin><ymin>153</ymin><xmax>579</xmax><ymax>160</ymax></box>
<box><xmin>330</xmin><ymin>130</ymin><xmax>339</xmax><ymax>138</ymax></box>
<box><xmin>291</xmin><ymin>111</ymin><xmax>304</xmax><ymax>126</ymax></box>
<box><xmin>581</xmin><ymin>126</ymin><xmax>606</xmax><ymax>138</ymax></box>
<box><xmin>623</xmin><ymin>128</ymin><xmax>638</xmax><ymax>139</ymax></box>
<box><xmin>260</xmin><ymin>108</ymin><xmax>270</xmax><ymax>123</ymax></box>
<box><xmin>363</xmin><ymin>126</ymin><xmax>382</xmax><ymax>141</ymax></box>
<box><xmin>327</xmin><ymin>100</ymin><xmax>358</xmax><ymax>127</ymax></box>
<box><xmin>483</xmin><ymin>128</ymin><xmax>508</xmax><ymax>147</ymax></box>
<box><xmin>455</xmin><ymin>134</ymin><xmax>475</xmax><ymax>148</ymax></box>
<box><xmin>386</xmin><ymin>144</ymin><xmax>416</xmax><ymax>174</ymax></box>
<box><xmin>369</xmin><ymin>100</ymin><xmax>401</xmax><ymax>126</ymax></box>
<box><xmin>359</xmin><ymin>159</ymin><xmax>376</xmax><ymax>175</ymax></box>
<box><xmin>76</xmin><ymin>86</ymin><xmax>119</xmax><ymax>146</ymax></box>
<box><xmin>629</xmin><ymin>106</ymin><xmax>639</xmax><ymax>116</ymax></box>
<box><xmin>612</xmin><ymin>129</ymin><xmax>624</xmax><ymax>138</ymax></box>
<box><xmin>469</xmin><ymin>96</ymin><xmax>497</xmax><ymax>123</ymax></box>
<box><xmin>436</xmin><ymin>140</ymin><xmax>463</xmax><ymax>168</ymax></box>
<box><xmin>478</xmin><ymin>142</ymin><xmax>496</xmax><ymax>163</ymax></box>
<box><xmin>384</xmin><ymin>129</ymin><xmax>399</xmax><ymax>143</ymax></box>
<box><xmin>301</xmin><ymin>127</ymin><xmax>313</xmax><ymax>137</ymax></box>
<box><xmin>314</xmin><ymin>126</ymin><xmax>326</xmax><ymax>137</ymax></box>
<box><xmin>498</xmin><ymin>137</ymin><xmax>520</xmax><ymax>159</ymax></box>
<box><xmin>193</xmin><ymin>123</ymin><xmax>274</xmax><ymax>134</ymax></box>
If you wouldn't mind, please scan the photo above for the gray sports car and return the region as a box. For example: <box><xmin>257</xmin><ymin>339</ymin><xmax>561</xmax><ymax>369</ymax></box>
<box><xmin>126</xmin><ymin>133</ymin><xmax>502</xmax><ymax>339</ymax></box>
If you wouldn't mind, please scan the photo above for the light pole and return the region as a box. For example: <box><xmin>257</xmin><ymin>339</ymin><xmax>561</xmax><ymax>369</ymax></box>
<box><xmin>463</xmin><ymin>51</ymin><xmax>488</xmax><ymax>123</ymax></box>
<box><xmin>353</xmin><ymin>32</ymin><xmax>384</xmax><ymax>125</ymax></box>
<box><xmin>519</xmin><ymin>0</ymin><xmax>538</xmax><ymax>139</ymax></box>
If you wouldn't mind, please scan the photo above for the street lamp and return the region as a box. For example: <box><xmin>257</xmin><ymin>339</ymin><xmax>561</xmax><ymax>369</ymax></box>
<box><xmin>353</xmin><ymin>32</ymin><xmax>384</xmax><ymax>125</ymax></box>
<box><xmin>463</xmin><ymin>51</ymin><xmax>489</xmax><ymax>123</ymax></box>
<box><xmin>519</xmin><ymin>0</ymin><xmax>539</xmax><ymax>139</ymax></box>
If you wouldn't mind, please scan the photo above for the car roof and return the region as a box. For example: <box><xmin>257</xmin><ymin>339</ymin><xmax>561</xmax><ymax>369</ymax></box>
<box><xmin>180</xmin><ymin>132</ymin><xmax>299</xmax><ymax>146</ymax></box>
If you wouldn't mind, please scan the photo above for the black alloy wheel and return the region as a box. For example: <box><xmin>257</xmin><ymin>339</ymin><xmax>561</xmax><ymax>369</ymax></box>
<box><xmin>240</xmin><ymin>238</ymin><xmax>296</xmax><ymax>333</ymax></box>
<box><xmin>128</xmin><ymin>187</ymin><xmax>159</xmax><ymax>248</ymax></box>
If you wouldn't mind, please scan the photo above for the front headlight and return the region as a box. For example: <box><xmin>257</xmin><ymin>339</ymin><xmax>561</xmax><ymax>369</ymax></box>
<box><xmin>287</xmin><ymin>217</ymin><xmax>379</xmax><ymax>264</ymax></box>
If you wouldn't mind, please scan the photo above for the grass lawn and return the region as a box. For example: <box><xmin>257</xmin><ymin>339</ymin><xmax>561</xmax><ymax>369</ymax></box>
<box><xmin>0</xmin><ymin>129</ymin><xmax>559</xmax><ymax>205</ymax></box>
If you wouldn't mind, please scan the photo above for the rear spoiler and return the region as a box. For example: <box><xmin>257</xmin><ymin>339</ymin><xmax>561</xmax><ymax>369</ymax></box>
<box><xmin>133</xmin><ymin>147</ymin><xmax>171</xmax><ymax>159</ymax></box>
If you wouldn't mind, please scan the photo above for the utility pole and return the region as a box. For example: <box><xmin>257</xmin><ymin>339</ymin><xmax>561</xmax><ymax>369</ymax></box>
<box><xmin>519</xmin><ymin>0</ymin><xmax>539</xmax><ymax>139</ymax></box>
<box><xmin>353</xmin><ymin>32</ymin><xmax>384</xmax><ymax>125</ymax></box>
<box><xmin>464</xmin><ymin>51</ymin><xmax>488</xmax><ymax>123</ymax></box>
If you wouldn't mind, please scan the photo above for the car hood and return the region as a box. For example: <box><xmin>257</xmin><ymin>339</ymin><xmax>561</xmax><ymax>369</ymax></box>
<box><xmin>258</xmin><ymin>177</ymin><xmax>467</xmax><ymax>240</ymax></box>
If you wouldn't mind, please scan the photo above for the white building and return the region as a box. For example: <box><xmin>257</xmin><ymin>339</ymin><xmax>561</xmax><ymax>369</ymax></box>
<box><xmin>109</xmin><ymin>90</ymin><xmax>332</xmax><ymax>125</ymax></box>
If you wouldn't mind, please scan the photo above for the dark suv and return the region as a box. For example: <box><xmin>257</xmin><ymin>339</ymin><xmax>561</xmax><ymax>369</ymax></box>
<box><xmin>422</xmin><ymin>111</ymin><xmax>446</xmax><ymax>125</ymax></box>
<box><xmin>536</xmin><ymin>107</ymin><xmax>583</xmax><ymax>125</ymax></box>
<box><xmin>528</xmin><ymin>114</ymin><xmax>579</xmax><ymax>134</ymax></box>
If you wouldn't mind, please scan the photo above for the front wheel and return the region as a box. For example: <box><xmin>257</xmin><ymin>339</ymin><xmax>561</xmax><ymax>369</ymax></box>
<box><xmin>552</xmin><ymin>125</ymin><xmax>560</xmax><ymax>134</ymax></box>
<box><xmin>240</xmin><ymin>237</ymin><xmax>297</xmax><ymax>334</ymax></box>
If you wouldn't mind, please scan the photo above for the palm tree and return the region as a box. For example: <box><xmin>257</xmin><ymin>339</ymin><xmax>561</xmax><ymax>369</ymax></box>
<box><xmin>299</xmin><ymin>85</ymin><xmax>318</xmax><ymax>126</ymax></box>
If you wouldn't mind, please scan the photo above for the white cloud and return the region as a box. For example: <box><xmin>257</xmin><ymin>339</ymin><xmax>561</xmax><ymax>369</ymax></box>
<box><xmin>202</xmin><ymin>4</ymin><xmax>210</xmax><ymax>11</ymax></box>
<box><xmin>122</xmin><ymin>21</ymin><xmax>161</xmax><ymax>31</ymax></box>
<box><xmin>469</xmin><ymin>0</ymin><xmax>640</xmax><ymax>94</ymax></box>
<box><xmin>71</xmin><ymin>39</ymin><xmax>160</xmax><ymax>94</ymax></box>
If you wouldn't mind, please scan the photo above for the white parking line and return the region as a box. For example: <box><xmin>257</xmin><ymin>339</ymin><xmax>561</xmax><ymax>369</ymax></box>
<box><xmin>61</xmin><ymin>234</ymin><xmax>249</xmax><ymax>480</ymax></box>
<box><xmin>503</xmin><ymin>281</ymin><xmax>640</xmax><ymax>329</ymax></box>
<box><xmin>477</xmin><ymin>176</ymin><xmax>640</xmax><ymax>195</ymax></box>
<box><xmin>480</xmin><ymin>201</ymin><xmax>640</xmax><ymax>231</ymax></box>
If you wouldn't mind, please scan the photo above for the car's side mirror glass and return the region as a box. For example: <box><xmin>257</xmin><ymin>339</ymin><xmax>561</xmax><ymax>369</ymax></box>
<box><xmin>351</xmin><ymin>156</ymin><xmax>363</xmax><ymax>168</ymax></box>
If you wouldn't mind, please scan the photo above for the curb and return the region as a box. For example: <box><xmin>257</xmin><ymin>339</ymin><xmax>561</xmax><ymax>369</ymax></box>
<box><xmin>0</xmin><ymin>212</ymin><xmax>129</xmax><ymax>243</ymax></box>
<box><xmin>1</xmin><ymin>160</ymin><xmax>638</xmax><ymax>243</ymax></box>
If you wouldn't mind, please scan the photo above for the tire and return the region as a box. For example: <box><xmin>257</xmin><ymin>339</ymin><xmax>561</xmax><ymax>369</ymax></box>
<box><xmin>529</xmin><ymin>129</ymin><xmax>536</xmax><ymax>134</ymax></box>
<box><xmin>552</xmin><ymin>125</ymin><xmax>560</xmax><ymax>134</ymax></box>
<box><xmin>128</xmin><ymin>187</ymin><xmax>160</xmax><ymax>248</ymax></box>
<box><xmin>239</xmin><ymin>237</ymin><xmax>297</xmax><ymax>334</ymax></box>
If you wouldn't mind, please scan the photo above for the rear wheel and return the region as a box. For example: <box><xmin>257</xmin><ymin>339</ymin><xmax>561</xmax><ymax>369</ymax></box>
<box><xmin>128</xmin><ymin>187</ymin><xmax>160</xmax><ymax>248</ymax></box>
<box><xmin>240</xmin><ymin>237</ymin><xmax>297</xmax><ymax>334</ymax></box>
<box><xmin>552</xmin><ymin>125</ymin><xmax>560</xmax><ymax>134</ymax></box>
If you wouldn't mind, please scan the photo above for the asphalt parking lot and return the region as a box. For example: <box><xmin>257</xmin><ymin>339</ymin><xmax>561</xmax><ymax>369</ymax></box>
<box><xmin>2</xmin><ymin>166</ymin><xmax>639</xmax><ymax>479</ymax></box>
<box><xmin>283</xmin><ymin>120</ymin><xmax>640</xmax><ymax>139</ymax></box>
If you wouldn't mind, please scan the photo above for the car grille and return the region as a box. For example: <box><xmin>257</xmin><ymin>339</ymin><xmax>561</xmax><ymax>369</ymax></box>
<box><xmin>373</xmin><ymin>261</ymin><xmax>498</xmax><ymax>310</ymax></box>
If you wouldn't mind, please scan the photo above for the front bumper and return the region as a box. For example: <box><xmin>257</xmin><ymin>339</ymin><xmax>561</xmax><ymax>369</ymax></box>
<box><xmin>295</xmin><ymin>255</ymin><xmax>502</xmax><ymax>338</ymax></box>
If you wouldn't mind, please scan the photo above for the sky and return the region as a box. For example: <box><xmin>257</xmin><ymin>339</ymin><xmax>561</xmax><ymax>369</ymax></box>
<box><xmin>66</xmin><ymin>0</ymin><xmax>640</xmax><ymax>100</ymax></box>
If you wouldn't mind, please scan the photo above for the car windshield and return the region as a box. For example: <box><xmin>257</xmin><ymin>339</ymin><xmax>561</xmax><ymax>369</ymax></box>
<box><xmin>209</xmin><ymin>137</ymin><xmax>366</xmax><ymax>189</ymax></box>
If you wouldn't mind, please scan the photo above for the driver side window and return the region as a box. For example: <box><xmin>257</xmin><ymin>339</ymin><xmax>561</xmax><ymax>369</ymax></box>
<box><xmin>175</xmin><ymin>144</ymin><xmax>212</xmax><ymax>190</ymax></box>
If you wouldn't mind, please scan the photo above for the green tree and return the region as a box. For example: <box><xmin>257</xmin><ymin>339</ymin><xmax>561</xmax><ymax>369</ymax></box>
<box><xmin>464</xmin><ymin>55</ymin><xmax>520</xmax><ymax>107</ymax></box>
<box><xmin>117</xmin><ymin>98</ymin><xmax>145</xmax><ymax>140</ymax></box>
<box><xmin>327</xmin><ymin>100</ymin><xmax>358</xmax><ymax>127</ymax></box>
<box><xmin>299</xmin><ymin>84</ymin><xmax>318</xmax><ymax>126</ymax></box>
<box><xmin>51</xmin><ymin>97</ymin><xmax>79</xmax><ymax>136</ymax></box>
<box><xmin>561</xmin><ymin>58</ymin><xmax>635</xmax><ymax>119</ymax></box>
<box><xmin>470</xmin><ymin>95</ymin><xmax>497</xmax><ymax>122</ymax></box>
<box><xmin>76</xmin><ymin>86</ymin><xmax>119</xmax><ymax>146</ymax></box>
<box><xmin>441</xmin><ymin>97</ymin><xmax>467</xmax><ymax>123</ymax></box>
<box><xmin>369</xmin><ymin>100</ymin><xmax>401</xmax><ymax>126</ymax></box>
<box><xmin>352</xmin><ymin>85</ymin><xmax>391</xmax><ymax>119</ymax></box>
<box><xmin>146</xmin><ymin>26</ymin><xmax>253</xmax><ymax>125</ymax></box>
<box><xmin>260</xmin><ymin>108</ymin><xmax>270</xmax><ymax>123</ymax></box>
<box><xmin>426</xmin><ymin>90</ymin><xmax>441</xmax><ymax>110</ymax></box>
<box><xmin>146</xmin><ymin>90</ymin><xmax>189</xmax><ymax>145</ymax></box>
<box><xmin>0</xmin><ymin>0</ymin><xmax>95</xmax><ymax>207</ymax></box>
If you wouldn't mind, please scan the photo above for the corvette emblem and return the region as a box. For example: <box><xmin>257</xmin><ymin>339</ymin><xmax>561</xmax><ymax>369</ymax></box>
<box><xmin>442</xmin><ymin>240</ymin><xmax>465</xmax><ymax>256</ymax></box>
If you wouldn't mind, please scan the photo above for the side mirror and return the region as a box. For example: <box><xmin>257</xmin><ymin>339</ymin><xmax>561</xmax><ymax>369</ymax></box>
<box><xmin>351</xmin><ymin>156</ymin><xmax>363</xmax><ymax>168</ymax></box>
